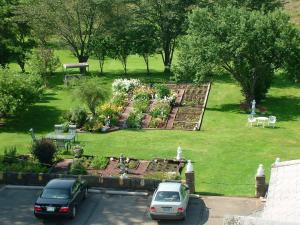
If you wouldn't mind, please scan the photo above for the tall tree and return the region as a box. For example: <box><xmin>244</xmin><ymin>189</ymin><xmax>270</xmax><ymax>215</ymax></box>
<box><xmin>21</xmin><ymin>0</ymin><xmax>109</xmax><ymax>67</ymax></box>
<box><xmin>136</xmin><ymin>0</ymin><xmax>196</xmax><ymax>73</ymax></box>
<box><xmin>0</xmin><ymin>0</ymin><xmax>34</xmax><ymax>71</ymax></box>
<box><xmin>174</xmin><ymin>6</ymin><xmax>300</xmax><ymax>103</ymax></box>
<box><xmin>213</xmin><ymin>0</ymin><xmax>283</xmax><ymax>11</ymax></box>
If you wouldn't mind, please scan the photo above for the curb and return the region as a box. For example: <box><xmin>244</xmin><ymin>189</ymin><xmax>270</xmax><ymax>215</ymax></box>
<box><xmin>3</xmin><ymin>185</ymin><xmax>149</xmax><ymax>196</ymax></box>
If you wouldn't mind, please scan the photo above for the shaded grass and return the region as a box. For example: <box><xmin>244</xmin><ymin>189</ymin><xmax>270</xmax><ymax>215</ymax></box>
<box><xmin>1</xmin><ymin>50</ymin><xmax>300</xmax><ymax>196</ymax></box>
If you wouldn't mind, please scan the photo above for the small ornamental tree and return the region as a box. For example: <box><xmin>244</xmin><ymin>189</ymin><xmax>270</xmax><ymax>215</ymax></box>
<box><xmin>31</xmin><ymin>139</ymin><xmax>57</xmax><ymax>166</ymax></box>
<box><xmin>73</xmin><ymin>77</ymin><xmax>107</xmax><ymax>116</ymax></box>
<box><xmin>174</xmin><ymin>6</ymin><xmax>300</xmax><ymax>103</ymax></box>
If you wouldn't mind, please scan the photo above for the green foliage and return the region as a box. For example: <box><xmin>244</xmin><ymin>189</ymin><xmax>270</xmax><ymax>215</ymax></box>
<box><xmin>111</xmin><ymin>92</ymin><xmax>128</xmax><ymax>108</ymax></box>
<box><xmin>70</xmin><ymin>160</ymin><xmax>87</xmax><ymax>175</ymax></box>
<box><xmin>63</xmin><ymin>107</ymin><xmax>88</xmax><ymax>128</ymax></box>
<box><xmin>91</xmin><ymin>156</ymin><xmax>108</xmax><ymax>169</ymax></box>
<box><xmin>144</xmin><ymin>172</ymin><xmax>180</xmax><ymax>180</ymax></box>
<box><xmin>97</xmin><ymin>103</ymin><xmax>122</xmax><ymax>125</ymax></box>
<box><xmin>3</xmin><ymin>146</ymin><xmax>18</xmax><ymax>164</ymax></box>
<box><xmin>126</xmin><ymin>110</ymin><xmax>143</xmax><ymax>128</ymax></box>
<box><xmin>127</xmin><ymin>160</ymin><xmax>139</xmax><ymax>169</ymax></box>
<box><xmin>73</xmin><ymin>77</ymin><xmax>106</xmax><ymax>115</ymax></box>
<box><xmin>0</xmin><ymin>161</ymin><xmax>48</xmax><ymax>173</ymax></box>
<box><xmin>72</xmin><ymin>145</ymin><xmax>84</xmax><ymax>158</ymax></box>
<box><xmin>83</xmin><ymin>117</ymin><xmax>103</xmax><ymax>132</ymax></box>
<box><xmin>133</xmin><ymin>99</ymin><xmax>149</xmax><ymax>113</ymax></box>
<box><xmin>132</xmin><ymin>85</ymin><xmax>152</xmax><ymax>112</ymax></box>
<box><xmin>31</xmin><ymin>139</ymin><xmax>57</xmax><ymax>166</ymax></box>
<box><xmin>151</xmin><ymin>101</ymin><xmax>171</xmax><ymax>119</ymax></box>
<box><xmin>0</xmin><ymin>69</ymin><xmax>43</xmax><ymax>116</ymax></box>
<box><xmin>28</xmin><ymin>47</ymin><xmax>61</xmax><ymax>77</ymax></box>
<box><xmin>213</xmin><ymin>0</ymin><xmax>283</xmax><ymax>11</ymax></box>
<box><xmin>154</xmin><ymin>84</ymin><xmax>170</xmax><ymax>99</ymax></box>
<box><xmin>175</xmin><ymin>6</ymin><xmax>300</xmax><ymax>103</ymax></box>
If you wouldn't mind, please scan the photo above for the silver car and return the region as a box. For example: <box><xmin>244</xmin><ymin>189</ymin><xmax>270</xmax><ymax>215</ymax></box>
<box><xmin>149</xmin><ymin>182</ymin><xmax>189</xmax><ymax>220</ymax></box>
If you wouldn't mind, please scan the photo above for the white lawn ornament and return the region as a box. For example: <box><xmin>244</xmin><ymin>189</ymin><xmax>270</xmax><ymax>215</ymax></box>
<box><xmin>176</xmin><ymin>146</ymin><xmax>182</xmax><ymax>160</ymax></box>
<box><xmin>186</xmin><ymin>160</ymin><xmax>194</xmax><ymax>173</ymax></box>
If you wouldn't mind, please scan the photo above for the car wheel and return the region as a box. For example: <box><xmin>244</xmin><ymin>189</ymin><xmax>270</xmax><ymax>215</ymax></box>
<box><xmin>70</xmin><ymin>206</ymin><xmax>76</xmax><ymax>219</ymax></box>
<box><xmin>83</xmin><ymin>188</ymin><xmax>88</xmax><ymax>200</ymax></box>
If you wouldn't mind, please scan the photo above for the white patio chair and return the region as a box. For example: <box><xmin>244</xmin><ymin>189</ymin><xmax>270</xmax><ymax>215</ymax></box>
<box><xmin>54</xmin><ymin>124</ymin><xmax>63</xmax><ymax>134</ymax></box>
<box><xmin>268</xmin><ymin>116</ymin><xmax>277</xmax><ymax>128</ymax></box>
<box><xmin>68</xmin><ymin>124</ymin><xmax>77</xmax><ymax>142</ymax></box>
<box><xmin>247</xmin><ymin>115</ymin><xmax>256</xmax><ymax>127</ymax></box>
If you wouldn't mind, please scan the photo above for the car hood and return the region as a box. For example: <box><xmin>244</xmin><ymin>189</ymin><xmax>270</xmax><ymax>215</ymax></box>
<box><xmin>36</xmin><ymin>197</ymin><xmax>70</xmax><ymax>205</ymax></box>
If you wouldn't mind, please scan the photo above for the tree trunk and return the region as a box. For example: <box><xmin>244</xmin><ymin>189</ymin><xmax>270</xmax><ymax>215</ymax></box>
<box><xmin>99</xmin><ymin>57</ymin><xmax>105</xmax><ymax>74</ymax></box>
<box><xmin>143</xmin><ymin>54</ymin><xmax>150</xmax><ymax>74</ymax></box>
<box><xmin>120</xmin><ymin>55</ymin><xmax>128</xmax><ymax>75</ymax></box>
<box><xmin>17</xmin><ymin>59</ymin><xmax>26</xmax><ymax>73</ymax></box>
<box><xmin>78</xmin><ymin>56</ymin><xmax>89</xmax><ymax>74</ymax></box>
<box><xmin>162</xmin><ymin>39</ymin><xmax>175</xmax><ymax>74</ymax></box>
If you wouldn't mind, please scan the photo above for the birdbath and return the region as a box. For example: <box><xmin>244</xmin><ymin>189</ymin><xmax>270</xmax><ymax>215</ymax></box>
<box><xmin>251</xmin><ymin>100</ymin><xmax>256</xmax><ymax>115</ymax></box>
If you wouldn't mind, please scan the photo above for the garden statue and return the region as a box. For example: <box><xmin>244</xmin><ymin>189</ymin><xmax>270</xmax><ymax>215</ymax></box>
<box><xmin>251</xmin><ymin>99</ymin><xmax>256</xmax><ymax>115</ymax></box>
<box><xmin>256</xmin><ymin>164</ymin><xmax>265</xmax><ymax>177</ymax></box>
<box><xmin>186</xmin><ymin>160</ymin><xmax>193</xmax><ymax>172</ymax></box>
<box><xmin>119</xmin><ymin>154</ymin><xmax>127</xmax><ymax>174</ymax></box>
<box><xmin>176</xmin><ymin>146</ymin><xmax>182</xmax><ymax>160</ymax></box>
<box><xmin>105</xmin><ymin>116</ymin><xmax>111</xmax><ymax>127</ymax></box>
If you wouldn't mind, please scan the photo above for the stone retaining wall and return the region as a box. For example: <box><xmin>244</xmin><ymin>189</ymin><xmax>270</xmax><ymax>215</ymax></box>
<box><xmin>0</xmin><ymin>171</ymin><xmax>161</xmax><ymax>191</ymax></box>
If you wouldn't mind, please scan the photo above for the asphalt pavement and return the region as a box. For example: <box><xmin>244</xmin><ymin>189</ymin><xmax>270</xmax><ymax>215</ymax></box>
<box><xmin>0</xmin><ymin>187</ymin><xmax>262</xmax><ymax>225</ymax></box>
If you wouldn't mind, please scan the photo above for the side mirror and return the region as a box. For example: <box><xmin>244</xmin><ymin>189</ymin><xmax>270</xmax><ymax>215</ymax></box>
<box><xmin>184</xmin><ymin>185</ymin><xmax>190</xmax><ymax>190</ymax></box>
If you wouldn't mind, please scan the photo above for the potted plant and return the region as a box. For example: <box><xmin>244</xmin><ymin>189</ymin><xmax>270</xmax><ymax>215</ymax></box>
<box><xmin>72</xmin><ymin>145</ymin><xmax>84</xmax><ymax>158</ymax></box>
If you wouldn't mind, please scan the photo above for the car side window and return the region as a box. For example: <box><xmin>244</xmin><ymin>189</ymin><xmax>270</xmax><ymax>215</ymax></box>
<box><xmin>180</xmin><ymin>186</ymin><xmax>186</xmax><ymax>199</ymax></box>
<box><xmin>72</xmin><ymin>181</ymin><xmax>80</xmax><ymax>195</ymax></box>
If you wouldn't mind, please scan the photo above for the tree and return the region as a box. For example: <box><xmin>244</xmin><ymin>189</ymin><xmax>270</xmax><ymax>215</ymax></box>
<box><xmin>0</xmin><ymin>0</ymin><xmax>35</xmax><ymax>71</ymax></box>
<box><xmin>174</xmin><ymin>6</ymin><xmax>300</xmax><ymax>103</ymax></box>
<box><xmin>21</xmin><ymin>0</ymin><xmax>109</xmax><ymax>70</ymax></box>
<box><xmin>212</xmin><ymin>0</ymin><xmax>283</xmax><ymax>11</ymax></box>
<box><xmin>131</xmin><ymin>22</ymin><xmax>159</xmax><ymax>74</ymax></box>
<box><xmin>90</xmin><ymin>33</ymin><xmax>112</xmax><ymax>74</ymax></box>
<box><xmin>73</xmin><ymin>77</ymin><xmax>107</xmax><ymax>116</ymax></box>
<box><xmin>0</xmin><ymin>69</ymin><xmax>43</xmax><ymax>116</ymax></box>
<box><xmin>135</xmin><ymin>0</ymin><xmax>196</xmax><ymax>73</ymax></box>
<box><xmin>105</xmin><ymin>0</ymin><xmax>135</xmax><ymax>75</ymax></box>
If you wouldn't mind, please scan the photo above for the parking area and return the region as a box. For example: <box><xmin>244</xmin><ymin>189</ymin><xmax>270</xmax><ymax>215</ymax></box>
<box><xmin>0</xmin><ymin>187</ymin><xmax>262</xmax><ymax>225</ymax></box>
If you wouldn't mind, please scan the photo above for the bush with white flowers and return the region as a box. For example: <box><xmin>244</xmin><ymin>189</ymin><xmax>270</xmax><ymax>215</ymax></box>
<box><xmin>112</xmin><ymin>79</ymin><xmax>141</xmax><ymax>93</ymax></box>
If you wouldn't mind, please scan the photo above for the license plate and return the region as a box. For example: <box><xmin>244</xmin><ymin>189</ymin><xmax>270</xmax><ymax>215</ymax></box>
<box><xmin>162</xmin><ymin>207</ymin><xmax>171</xmax><ymax>212</ymax></box>
<box><xmin>46</xmin><ymin>206</ymin><xmax>55</xmax><ymax>212</ymax></box>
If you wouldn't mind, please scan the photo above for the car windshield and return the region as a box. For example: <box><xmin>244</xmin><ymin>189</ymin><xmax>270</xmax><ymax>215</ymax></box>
<box><xmin>155</xmin><ymin>191</ymin><xmax>180</xmax><ymax>202</ymax></box>
<box><xmin>41</xmin><ymin>188</ymin><xmax>70</xmax><ymax>199</ymax></box>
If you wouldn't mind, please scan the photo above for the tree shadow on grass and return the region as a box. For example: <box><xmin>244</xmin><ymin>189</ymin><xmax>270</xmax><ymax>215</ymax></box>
<box><xmin>1</xmin><ymin>104</ymin><xmax>62</xmax><ymax>134</ymax></box>
<box><xmin>206</xmin><ymin>95</ymin><xmax>300</xmax><ymax>122</ymax></box>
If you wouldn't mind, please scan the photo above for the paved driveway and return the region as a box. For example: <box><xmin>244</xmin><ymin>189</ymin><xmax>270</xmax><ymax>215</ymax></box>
<box><xmin>0</xmin><ymin>187</ymin><xmax>262</xmax><ymax>225</ymax></box>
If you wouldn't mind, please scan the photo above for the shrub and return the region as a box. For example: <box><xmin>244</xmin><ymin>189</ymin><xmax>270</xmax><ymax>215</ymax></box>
<box><xmin>112</xmin><ymin>79</ymin><xmax>141</xmax><ymax>93</ymax></box>
<box><xmin>70</xmin><ymin>160</ymin><xmax>87</xmax><ymax>175</ymax></box>
<box><xmin>144</xmin><ymin>172</ymin><xmax>180</xmax><ymax>180</ymax></box>
<box><xmin>31</xmin><ymin>139</ymin><xmax>57</xmax><ymax>166</ymax></box>
<box><xmin>0</xmin><ymin>162</ymin><xmax>48</xmax><ymax>173</ymax></box>
<box><xmin>63</xmin><ymin>107</ymin><xmax>88</xmax><ymax>128</ymax></box>
<box><xmin>154</xmin><ymin>84</ymin><xmax>170</xmax><ymax>99</ymax></box>
<box><xmin>3</xmin><ymin>146</ymin><xmax>18</xmax><ymax>164</ymax></box>
<box><xmin>91</xmin><ymin>156</ymin><xmax>108</xmax><ymax>169</ymax></box>
<box><xmin>28</xmin><ymin>47</ymin><xmax>61</xmax><ymax>77</ymax></box>
<box><xmin>133</xmin><ymin>85</ymin><xmax>154</xmax><ymax>98</ymax></box>
<box><xmin>73</xmin><ymin>77</ymin><xmax>107</xmax><ymax>116</ymax></box>
<box><xmin>0</xmin><ymin>69</ymin><xmax>43</xmax><ymax>116</ymax></box>
<box><xmin>149</xmin><ymin>117</ymin><xmax>164</xmax><ymax>128</ymax></box>
<box><xmin>126</xmin><ymin>111</ymin><xmax>143</xmax><ymax>128</ymax></box>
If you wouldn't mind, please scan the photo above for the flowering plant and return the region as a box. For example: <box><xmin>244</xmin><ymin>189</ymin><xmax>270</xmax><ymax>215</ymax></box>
<box><xmin>112</xmin><ymin>79</ymin><xmax>141</xmax><ymax>93</ymax></box>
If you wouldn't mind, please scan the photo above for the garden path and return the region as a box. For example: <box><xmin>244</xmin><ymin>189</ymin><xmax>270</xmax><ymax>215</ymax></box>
<box><xmin>118</xmin><ymin>100</ymin><xmax>134</xmax><ymax>128</ymax></box>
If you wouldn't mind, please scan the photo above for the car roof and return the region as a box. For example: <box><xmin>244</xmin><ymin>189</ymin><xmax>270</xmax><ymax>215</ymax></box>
<box><xmin>45</xmin><ymin>178</ymin><xmax>76</xmax><ymax>189</ymax></box>
<box><xmin>157</xmin><ymin>182</ymin><xmax>181</xmax><ymax>192</ymax></box>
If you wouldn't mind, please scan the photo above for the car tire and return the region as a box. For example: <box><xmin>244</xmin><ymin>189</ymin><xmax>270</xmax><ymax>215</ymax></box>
<box><xmin>70</xmin><ymin>206</ymin><xmax>76</xmax><ymax>219</ymax></box>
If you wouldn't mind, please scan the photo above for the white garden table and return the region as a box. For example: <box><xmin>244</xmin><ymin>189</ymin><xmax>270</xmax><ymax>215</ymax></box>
<box><xmin>256</xmin><ymin>117</ymin><xmax>269</xmax><ymax>128</ymax></box>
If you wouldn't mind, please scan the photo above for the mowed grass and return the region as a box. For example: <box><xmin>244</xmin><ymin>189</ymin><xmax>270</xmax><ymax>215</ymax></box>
<box><xmin>1</xmin><ymin>50</ymin><xmax>300</xmax><ymax>196</ymax></box>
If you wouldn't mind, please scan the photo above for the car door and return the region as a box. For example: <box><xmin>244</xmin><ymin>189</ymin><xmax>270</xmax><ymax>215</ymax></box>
<box><xmin>180</xmin><ymin>185</ymin><xmax>189</xmax><ymax>209</ymax></box>
<box><xmin>71</xmin><ymin>181</ymin><xmax>81</xmax><ymax>205</ymax></box>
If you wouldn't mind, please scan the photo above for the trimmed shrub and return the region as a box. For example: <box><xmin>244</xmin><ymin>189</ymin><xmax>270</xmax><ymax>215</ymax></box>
<box><xmin>63</xmin><ymin>107</ymin><xmax>88</xmax><ymax>128</ymax></box>
<box><xmin>126</xmin><ymin>111</ymin><xmax>143</xmax><ymax>128</ymax></box>
<box><xmin>31</xmin><ymin>139</ymin><xmax>57</xmax><ymax>166</ymax></box>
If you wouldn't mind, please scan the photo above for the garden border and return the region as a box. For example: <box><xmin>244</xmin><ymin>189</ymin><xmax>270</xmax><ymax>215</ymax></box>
<box><xmin>0</xmin><ymin>171</ymin><xmax>163</xmax><ymax>191</ymax></box>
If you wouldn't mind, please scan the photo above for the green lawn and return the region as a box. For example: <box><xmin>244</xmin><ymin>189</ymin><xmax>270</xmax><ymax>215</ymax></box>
<box><xmin>1</xmin><ymin>50</ymin><xmax>300</xmax><ymax>197</ymax></box>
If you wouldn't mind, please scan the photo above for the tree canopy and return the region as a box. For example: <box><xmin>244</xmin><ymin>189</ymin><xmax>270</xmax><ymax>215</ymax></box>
<box><xmin>174</xmin><ymin>6</ymin><xmax>300</xmax><ymax>103</ymax></box>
